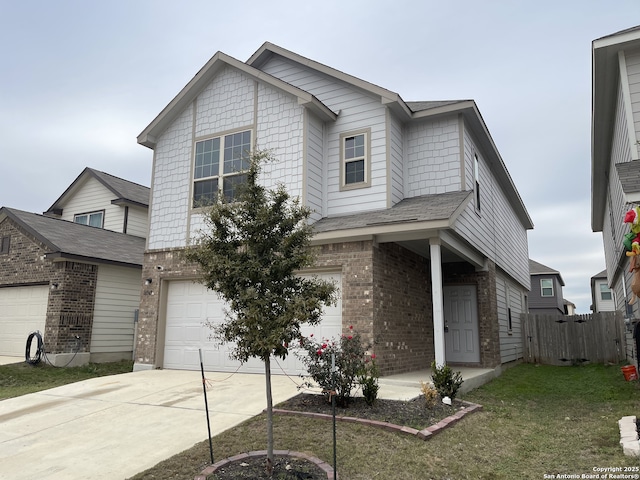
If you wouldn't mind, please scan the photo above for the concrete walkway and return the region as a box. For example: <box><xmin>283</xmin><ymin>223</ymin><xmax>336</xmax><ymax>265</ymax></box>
<box><xmin>0</xmin><ymin>355</ymin><xmax>22</xmax><ymax>365</ymax></box>
<box><xmin>0</xmin><ymin>369</ymin><xmax>300</xmax><ymax>480</ymax></box>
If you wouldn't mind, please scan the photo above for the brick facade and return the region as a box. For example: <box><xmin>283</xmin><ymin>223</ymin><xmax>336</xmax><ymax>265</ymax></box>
<box><xmin>0</xmin><ymin>218</ymin><xmax>98</xmax><ymax>355</ymax></box>
<box><xmin>136</xmin><ymin>240</ymin><xmax>503</xmax><ymax>374</ymax></box>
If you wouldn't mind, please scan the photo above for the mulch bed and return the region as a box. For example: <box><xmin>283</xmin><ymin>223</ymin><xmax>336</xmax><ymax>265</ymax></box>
<box><xmin>202</xmin><ymin>393</ymin><xmax>468</xmax><ymax>479</ymax></box>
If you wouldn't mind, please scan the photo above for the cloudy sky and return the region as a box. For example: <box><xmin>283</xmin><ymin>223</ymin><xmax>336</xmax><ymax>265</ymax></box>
<box><xmin>1</xmin><ymin>1</ymin><xmax>639</xmax><ymax>313</ymax></box>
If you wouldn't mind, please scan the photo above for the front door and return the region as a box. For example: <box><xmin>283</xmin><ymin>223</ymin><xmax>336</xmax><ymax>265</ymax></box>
<box><xmin>443</xmin><ymin>285</ymin><xmax>480</xmax><ymax>363</ymax></box>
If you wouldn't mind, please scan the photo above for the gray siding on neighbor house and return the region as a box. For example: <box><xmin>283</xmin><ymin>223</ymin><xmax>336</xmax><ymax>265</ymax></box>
<box><xmin>306</xmin><ymin>111</ymin><xmax>325</xmax><ymax>221</ymax></box>
<box><xmin>388</xmin><ymin>109</ymin><xmax>404</xmax><ymax>207</ymax></box>
<box><xmin>529</xmin><ymin>275</ymin><xmax>564</xmax><ymax>314</ymax></box>
<box><xmin>625</xmin><ymin>47</ymin><xmax>640</xmax><ymax>155</ymax></box>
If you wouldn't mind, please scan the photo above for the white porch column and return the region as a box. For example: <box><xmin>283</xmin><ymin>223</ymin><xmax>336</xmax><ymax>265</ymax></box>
<box><xmin>430</xmin><ymin>238</ymin><xmax>446</xmax><ymax>367</ymax></box>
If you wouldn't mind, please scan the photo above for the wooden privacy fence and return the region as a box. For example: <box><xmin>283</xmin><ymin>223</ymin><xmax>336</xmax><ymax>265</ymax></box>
<box><xmin>521</xmin><ymin>311</ymin><xmax>626</xmax><ymax>365</ymax></box>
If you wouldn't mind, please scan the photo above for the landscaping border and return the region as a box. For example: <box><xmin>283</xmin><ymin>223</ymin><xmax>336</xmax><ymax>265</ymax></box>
<box><xmin>195</xmin><ymin>450</ymin><xmax>336</xmax><ymax>480</ymax></box>
<box><xmin>271</xmin><ymin>400</ymin><xmax>483</xmax><ymax>441</ymax></box>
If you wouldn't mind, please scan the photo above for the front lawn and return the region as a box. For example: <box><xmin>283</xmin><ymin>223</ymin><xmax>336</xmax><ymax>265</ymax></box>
<box><xmin>0</xmin><ymin>359</ymin><xmax>133</xmax><ymax>400</ymax></box>
<box><xmin>129</xmin><ymin>363</ymin><xmax>640</xmax><ymax>480</ymax></box>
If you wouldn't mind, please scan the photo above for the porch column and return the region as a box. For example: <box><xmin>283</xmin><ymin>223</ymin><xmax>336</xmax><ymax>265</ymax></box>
<box><xmin>430</xmin><ymin>238</ymin><xmax>446</xmax><ymax>367</ymax></box>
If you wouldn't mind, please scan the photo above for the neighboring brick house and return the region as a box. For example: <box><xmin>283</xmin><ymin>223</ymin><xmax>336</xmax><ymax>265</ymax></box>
<box><xmin>0</xmin><ymin>168</ymin><xmax>149</xmax><ymax>365</ymax></box>
<box><xmin>528</xmin><ymin>259</ymin><xmax>566</xmax><ymax>316</ymax></box>
<box><xmin>134</xmin><ymin>42</ymin><xmax>533</xmax><ymax>376</ymax></box>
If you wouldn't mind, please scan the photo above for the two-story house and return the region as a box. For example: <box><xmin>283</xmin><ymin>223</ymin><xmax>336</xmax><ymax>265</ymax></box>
<box><xmin>134</xmin><ymin>43</ymin><xmax>533</xmax><ymax>376</ymax></box>
<box><xmin>590</xmin><ymin>270</ymin><xmax>616</xmax><ymax>313</ymax></box>
<box><xmin>528</xmin><ymin>259</ymin><xmax>567</xmax><ymax>315</ymax></box>
<box><xmin>0</xmin><ymin>168</ymin><xmax>149</xmax><ymax>365</ymax></box>
<box><xmin>592</xmin><ymin>25</ymin><xmax>640</xmax><ymax>320</ymax></box>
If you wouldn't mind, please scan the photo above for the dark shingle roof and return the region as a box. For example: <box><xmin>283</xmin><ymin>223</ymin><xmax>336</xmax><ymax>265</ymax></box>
<box><xmin>45</xmin><ymin>168</ymin><xmax>149</xmax><ymax>215</ymax></box>
<box><xmin>89</xmin><ymin>169</ymin><xmax>150</xmax><ymax>206</ymax></box>
<box><xmin>529</xmin><ymin>259</ymin><xmax>565</xmax><ymax>285</ymax></box>
<box><xmin>312</xmin><ymin>190</ymin><xmax>472</xmax><ymax>234</ymax></box>
<box><xmin>1</xmin><ymin>207</ymin><xmax>145</xmax><ymax>267</ymax></box>
<box><xmin>615</xmin><ymin>160</ymin><xmax>640</xmax><ymax>194</ymax></box>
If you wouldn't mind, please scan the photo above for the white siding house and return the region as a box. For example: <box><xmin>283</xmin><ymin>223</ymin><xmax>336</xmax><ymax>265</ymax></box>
<box><xmin>134</xmin><ymin>43</ymin><xmax>532</xmax><ymax>376</ymax></box>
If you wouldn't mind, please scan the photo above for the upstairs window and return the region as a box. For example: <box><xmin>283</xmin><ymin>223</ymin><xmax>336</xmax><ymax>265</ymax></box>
<box><xmin>74</xmin><ymin>211</ymin><xmax>104</xmax><ymax>228</ymax></box>
<box><xmin>473</xmin><ymin>153</ymin><xmax>481</xmax><ymax>212</ymax></box>
<box><xmin>540</xmin><ymin>278</ymin><xmax>554</xmax><ymax>297</ymax></box>
<box><xmin>0</xmin><ymin>236</ymin><xmax>10</xmax><ymax>254</ymax></box>
<box><xmin>599</xmin><ymin>283</ymin><xmax>612</xmax><ymax>301</ymax></box>
<box><xmin>193</xmin><ymin>130</ymin><xmax>251</xmax><ymax>206</ymax></box>
<box><xmin>340</xmin><ymin>129</ymin><xmax>370</xmax><ymax>190</ymax></box>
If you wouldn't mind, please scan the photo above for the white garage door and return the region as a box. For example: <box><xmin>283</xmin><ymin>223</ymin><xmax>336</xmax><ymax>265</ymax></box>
<box><xmin>163</xmin><ymin>272</ymin><xmax>342</xmax><ymax>374</ymax></box>
<box><xmin>0</xmin><ymin>285</ymin><xmax>49</xmax><ymax>356</ymax></box>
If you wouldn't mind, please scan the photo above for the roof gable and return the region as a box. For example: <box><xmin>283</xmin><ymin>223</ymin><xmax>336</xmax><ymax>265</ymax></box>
<box><xmin>529</xmin><ymin>259</ymin><xmax>565</xmax><ymax>286</ymax></box>
<box><xmin>45</xmin><ymin>168</ymin><xmax>149</xmax><ymax>215</ymax></box>
<box><xmin>137</xmin><ymin>51</ymin><xmax>337</xmax><ymax>149</ymax></box>
<box><xmin>0</xmin><ymin>207</ymin><xmax>145</xmax><ymax>267</ymax></box>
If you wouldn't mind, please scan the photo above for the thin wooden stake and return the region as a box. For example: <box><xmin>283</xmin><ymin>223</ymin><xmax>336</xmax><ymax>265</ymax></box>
<box><xmin>199</xmin><ymin>349</ymin><xmax>214</xmax><ymax>465</ymax></box>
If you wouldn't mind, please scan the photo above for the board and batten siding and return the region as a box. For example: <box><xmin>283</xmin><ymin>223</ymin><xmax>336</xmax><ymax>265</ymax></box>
<box><xmin>259</xmin><ymin>55</ymin><xmax>389</xmax><ymax>216</ymax></box>
<box><xmin>148</xmin><ymin>104</ymin><xmax>193</xmax><ymax>250</ymax></box>
<box><xmin>60</xmin><ymin>177</ymin><xmax>125</xmax><ymax>233</ymax></box>
<box><xmin>404</xmin><ymin>116</ymin><xmax>462</xmax><ymax>197</ymax></box>
<box><xmin>90</xmin><ymin>265</ymin><xmax>142</xmax><ymax>359</ymax></box>
<box><xmin>454</xmin><ymin>128</ymin><xmax>530</xmax><ymax>289</ymax></box>
<box><xmin>496</xmin><ymin>272</ymin><xmax>524</xmax><ymax>363</ymax></box>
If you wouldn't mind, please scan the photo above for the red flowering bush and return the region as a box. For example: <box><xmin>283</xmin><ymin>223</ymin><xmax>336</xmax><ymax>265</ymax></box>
<box><xmin>297</xmin><ymin>326</ymin><xmax>368</xmax><ymax>407</ymax></box>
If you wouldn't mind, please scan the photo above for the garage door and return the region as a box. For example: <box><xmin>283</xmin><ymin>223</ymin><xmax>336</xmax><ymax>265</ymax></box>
<box><xmin>0</xmin><ymin>285</ymin><xmax>49</xmax><ymax>356</ymax></box>
<box><xmin>163</xmin><ymin>272</ymin><xmax>342</xmax><ymax>374</ymax></box>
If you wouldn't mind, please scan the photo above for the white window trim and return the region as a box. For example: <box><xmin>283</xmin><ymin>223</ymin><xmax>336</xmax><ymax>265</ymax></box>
<box><xmin>192</xmin><ymin>129</ymin><xmax>252</xmax><ymax>208</ymax></box>
<box><xmin>473</xmin><ymin>152</ymin><xmax>481</xmax><ymax>213</ymax></box>
<box><xmin>599</xmin><ymin>283</ymin><xmax>612</xmax><ymax>301</ymax></box>
<box><xmin>540</xmin><ymin>278</ymin><xmax>554</xmax><ymax>297</ymax></box>
<box><xmin>339</xmin><ymin>128</ymin><xmax>371</xmax><ymax>191</ymax></box>
<box><xmin>74</xmin><ymin>210</ymin><xmax>104</xmax><ymax>228</ymax></box>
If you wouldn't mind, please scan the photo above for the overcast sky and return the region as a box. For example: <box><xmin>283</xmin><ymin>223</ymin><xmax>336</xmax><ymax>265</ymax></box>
<box><xmin>1</xmin><ymin>1</ymin><xmax>639</xmax><ymax>313</ymax></box>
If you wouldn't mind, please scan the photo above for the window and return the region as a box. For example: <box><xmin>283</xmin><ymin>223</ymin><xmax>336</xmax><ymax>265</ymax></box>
<box><xmin>599</xmin><ymin>283</ymin><xmax>612</xmax><ymax>301</ymax></box>
<box><xmin>340</xmin><ymin>129</ymin><xmax>370</xmax><ymax>190</ymax></box>
<box><xmin>193</xmin><ymin>130</ymin><xmax>251</xmax><ymax>206</ymax></box>
<box><xmin>473</xmin><ymin>153</ymin><xmax>481</xmax><ymax>212</ymax></box>
<box><xmin>540</xmin><ymin>278</ymin><xmax>554</xmax><ymax>297</ymax></box>
<box><xmin>0</xmin><ymin>236</ymin><xmax>10</xmax><ymax>254</ymax></box>
<box><xmin>74</xmin><ymin>211</ymin><xmax>104</xmax><ymax>228</ymax></box>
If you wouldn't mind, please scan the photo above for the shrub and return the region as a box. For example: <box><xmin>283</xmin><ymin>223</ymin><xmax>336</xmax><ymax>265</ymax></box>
<box><xmin>431</xmin><ymin>361</ymin><xmax>463</xmax><ymax>400</ymax></box>
<box><xmin>358</xmin><ymin>355</ymin><xmax>380</xmax><ymax>406</ymax></box>
<box><xmin>420</xmin><ymin>381</ymin><xmax>438</xmax><ymax>407</ymax></box>
<box><xmin>297</xmin><ymin>327</ymin><xmax>367</xmax><ymax>407</ymax></box>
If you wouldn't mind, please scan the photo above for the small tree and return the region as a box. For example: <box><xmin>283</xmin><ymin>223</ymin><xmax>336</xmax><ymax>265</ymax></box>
<box><xmin>184</xmin><ymin>150</ymin><xmax>336</xmax><ymax>475</ymax></box>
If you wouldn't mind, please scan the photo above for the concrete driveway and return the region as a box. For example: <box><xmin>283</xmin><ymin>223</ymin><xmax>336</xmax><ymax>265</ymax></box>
<box><xmin>0</xmin><ymin>369</ymin><xmax>300</xmax><ymax>480</ymax></box>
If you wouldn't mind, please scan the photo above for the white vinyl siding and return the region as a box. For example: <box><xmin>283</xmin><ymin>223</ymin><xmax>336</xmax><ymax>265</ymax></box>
<box><xmin>61</xmin><ymin>177</ymin><xmax>124</xmax><ymax>233</ymax></box>
<box><xmin>90</xmin><ymin>265</ymin><xmax>142</xmax><ymax>355</ymax></box>
<box><xmin>454</xmin><ymin>128</ymin><xmax>530</xmax><ymax>289</ymax></box>
<box><xmin>624</xmin><ymin>48</ymin><xmax>640</xmax><ymax>157</ymax></box>
<box><xmin>125</xmin><ymin>206</ymin><xmax>148</xmax><ymax>238</ymax></box>
<box><xmin>388</xmin><ymin>110</ymin><xmax>404</xmax><ymax>206</ymax></box>
<box><xmin>259</xmin><ymin>55</ymin><xmax>388</xmax><ymax>216</ymax></box>
<box><xmin>604</xmin><ymin>80</ymin><xmax>633</xmax><ymax>286</ymax></box>
<box><xmin>306</xmin><ymin>112</ymin><xmax>325</xmax><ymax>221</ymax></box>
<box><xmin>496</xmin><ymin>273</ymin><xmax>524</xmax><ymax>363</ymax></box>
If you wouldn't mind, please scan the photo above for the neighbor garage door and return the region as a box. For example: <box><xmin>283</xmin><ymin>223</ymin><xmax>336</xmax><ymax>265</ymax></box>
<box><xmin>0</xmin><ymin>285</ymin><xmax>49</xmax><ymax>356</ymax></box>
<box><xmin>163</xmin><ymin>272</ymin><xmax>342</xmax><ymax>374</ymax></box>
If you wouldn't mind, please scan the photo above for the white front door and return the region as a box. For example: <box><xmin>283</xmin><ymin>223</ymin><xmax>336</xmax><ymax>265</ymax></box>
<box><xmin>443</xmin><ymin>285</ymin><xmax>480</xmax><ymax>363</ymax></box>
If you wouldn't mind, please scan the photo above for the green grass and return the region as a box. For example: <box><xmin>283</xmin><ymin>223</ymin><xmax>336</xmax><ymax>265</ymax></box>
<box><xmin>0</xmin><ymin>359</ymin><xmax>133</xmax><ymax>400</ymax></box>
<box><xmin>129</xmin><ymin>363</ymin><xmax>640</xmax><ymax>480</ymax></box>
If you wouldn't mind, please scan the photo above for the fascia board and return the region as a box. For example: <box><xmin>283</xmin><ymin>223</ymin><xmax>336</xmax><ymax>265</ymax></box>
<box><xmin>1</xmin><ymin>208</ymin><xmax>59</xmax><ymax>252</ymax></box>
<box><xmin>310</xmin><ymin>219</ymin><xmax>451</xmax><ymax>245</ymax></box>
<box><xmin>44</xmin><ymin>251</ymin><xmax>142</xmax><ymax>269</ymax></box>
